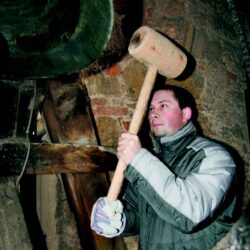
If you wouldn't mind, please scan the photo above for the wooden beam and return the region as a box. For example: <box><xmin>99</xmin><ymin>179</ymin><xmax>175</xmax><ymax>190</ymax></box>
<box><xmin>0</xmin><ymin>177</ymin><xmax>32</xmax><ymax>249</ymax></box>
<box><xmin>42</xmin><ymin>81</ymin><xmax>126</xmax><ymax>249</ymax></box>
<box><xmin>0</xmin><ymin>142</ymin><xmax>117</xmax><ymax>176</ymax></box>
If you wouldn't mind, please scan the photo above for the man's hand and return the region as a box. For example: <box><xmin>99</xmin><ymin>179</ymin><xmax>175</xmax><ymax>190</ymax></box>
<box><xmin>117</xmin><ymin>132</ymin><xmax>142</xmax><ymax>165</ymax></box>
<box><xmin>90</xmin><ymin>197</ymin><xmax>126</xmax><ymax>238</ymax></box>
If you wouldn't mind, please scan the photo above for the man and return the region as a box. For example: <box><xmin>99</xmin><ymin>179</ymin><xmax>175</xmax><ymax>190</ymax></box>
<box><xmin>91</xmin><ymin>85</ymin><xmax>237</xmax><ymax>249</ymax></box>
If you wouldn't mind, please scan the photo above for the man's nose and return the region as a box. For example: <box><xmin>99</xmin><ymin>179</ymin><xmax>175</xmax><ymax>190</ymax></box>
<box><xmin>149</xmin><ymin>110</ymin><xmax>159</xmax><ymax>119</ymax></box>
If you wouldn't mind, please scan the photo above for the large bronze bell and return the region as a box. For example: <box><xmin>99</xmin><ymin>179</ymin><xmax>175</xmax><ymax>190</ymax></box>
<box><xmin>0</xmin><ymin>0</ymin><xmax>114</xmax><ymax>79</ymax></box>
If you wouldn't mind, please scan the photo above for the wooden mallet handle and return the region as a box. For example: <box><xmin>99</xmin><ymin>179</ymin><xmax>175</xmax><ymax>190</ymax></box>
<box><xmin>107</xmin><ymin>66</ymin><xmax>157</xmax><ymax>202</ymax></box>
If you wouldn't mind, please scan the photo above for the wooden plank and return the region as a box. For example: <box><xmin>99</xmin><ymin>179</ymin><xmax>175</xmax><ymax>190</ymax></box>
<box><xmin>0</xmin><ymin>177</ymin><xmax>32</xmax><ymax>249</ymax></box>
<box><xmin>0</xmin><ymin>142</ymin><xmax>117</xmax><ymax>176</ymax></box>
<box><xmin>29</xmin><ymin>143</ymin><xmax>117</xmax><ymax>174</ymax></box>
<box><xmin>41</xmin><ymin>80</ymin><xmax>126</xmax><ymax>250</ymax></box>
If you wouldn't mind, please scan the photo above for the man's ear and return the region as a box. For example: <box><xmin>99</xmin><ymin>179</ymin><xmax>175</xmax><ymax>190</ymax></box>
<box><xmin>182</xmin><ymin>107</ymin><xmax>192</xmax><ymax>123</ymax></box>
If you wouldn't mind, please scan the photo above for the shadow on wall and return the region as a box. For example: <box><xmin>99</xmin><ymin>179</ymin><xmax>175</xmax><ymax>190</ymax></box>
<box><xmin>154</xmin><ymin>29</ymin><xmax>196</xmax><ymax>82</ymax></box>
<box><xmin>215</xmin><ymin>140</ymin><xmax>245</xmax><ymax>220</ymax></box>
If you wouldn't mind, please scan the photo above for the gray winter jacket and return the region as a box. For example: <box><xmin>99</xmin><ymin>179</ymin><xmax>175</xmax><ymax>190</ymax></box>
<box><xmin>121</xmin><ymin>122</ymin><xmax>237</xmax><ymax>250</ymax></box>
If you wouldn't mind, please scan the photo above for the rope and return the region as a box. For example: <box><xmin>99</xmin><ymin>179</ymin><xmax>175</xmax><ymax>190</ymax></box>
<box><xmin>16</xmin><ymin>80</ymin><xmax>37</xmax><ymax>192</ymax></box>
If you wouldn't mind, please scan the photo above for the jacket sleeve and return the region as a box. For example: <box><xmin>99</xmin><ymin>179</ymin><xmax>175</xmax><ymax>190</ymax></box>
<box><xmin>120</xmin><ymin>182</ymin><xmax>140</xmax><ymax>236</ymax></box>
<box><xmin>124</xmin><ymin>142</ymin><xmax>236</xmax><ymax>233</ymax></box>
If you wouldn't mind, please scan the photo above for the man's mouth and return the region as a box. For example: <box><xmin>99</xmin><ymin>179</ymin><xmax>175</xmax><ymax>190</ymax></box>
<box><xmin>152</xmin><ymin>123</ymin><xmax>163</xmax><ymax>128</ymax></box>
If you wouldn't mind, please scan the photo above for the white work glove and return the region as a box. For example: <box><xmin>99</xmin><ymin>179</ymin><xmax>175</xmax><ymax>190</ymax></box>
<box><xmin>90</xmin><ymin>197</ymin><xmax>126</xmax><ymax>238</ymax></box>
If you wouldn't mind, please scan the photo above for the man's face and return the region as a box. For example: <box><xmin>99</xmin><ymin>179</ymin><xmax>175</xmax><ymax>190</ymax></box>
<box><xmin>148</xmin><ymin>90</ymin><xmax>189</xmax><ymax>137</ymax></box>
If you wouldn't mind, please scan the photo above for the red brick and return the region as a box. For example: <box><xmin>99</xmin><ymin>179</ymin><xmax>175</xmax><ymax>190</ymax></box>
<box><xmin>122</xmin><ymin>121</ymin><xmax>130</xmax><ymax>131</ymax></box>
<box><xmin>90</xmin><ymin>98</ymin><xmax>106</xmax><ymax>107</ymax></box>
<box><xmin>104</xmin><ymin>65</ymin><xmax>121</xmax><ymax>77</ymax></box>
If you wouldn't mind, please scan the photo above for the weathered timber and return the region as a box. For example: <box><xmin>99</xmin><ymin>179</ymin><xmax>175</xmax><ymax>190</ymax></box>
<box><xmin>62</xmin><ymin>172</ymin><xmax>127</xmax><ymax>250</ymax></box>
<box><xmin>0</xmin><ymin>177</ymin><xmax>32</xmax><ymax>249</ymax></box>
<box><xmin>43</xmin><ymin>80</ymin><xmax>99</xmax><ymax>144</ymax></box>
<box><xmin>41</xmin><ymin>80</ymin><xmax>126</xmax><ymax>249</ymax></box>
<box><xmin>0</xmin><ymin>142</ymin><xmax>117</xmax><ymax>176</ymax></box>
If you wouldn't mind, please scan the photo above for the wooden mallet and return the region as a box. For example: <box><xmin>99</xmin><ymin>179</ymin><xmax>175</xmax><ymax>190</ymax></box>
<box><xmin>107</xmin><ymin>26</ymin><xmax>187</xmax><ymax>202</ymax></box>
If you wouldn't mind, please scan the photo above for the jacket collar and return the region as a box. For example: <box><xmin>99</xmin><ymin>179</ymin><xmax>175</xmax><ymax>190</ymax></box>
<box><xmin>152</xmin><ymin>122</ymin><xmax>197</xmax><ymax>154</ymax></box>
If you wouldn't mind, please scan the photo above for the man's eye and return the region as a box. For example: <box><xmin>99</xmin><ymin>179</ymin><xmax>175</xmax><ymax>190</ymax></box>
<box><xmin>160</xmin><ymin>104</ymin><xmax>168</xmax><ymax>109</ymax></box>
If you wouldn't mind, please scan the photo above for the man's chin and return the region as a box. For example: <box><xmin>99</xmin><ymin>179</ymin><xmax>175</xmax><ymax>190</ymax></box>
<box><xmin>152</xmin><ymin>129</ymin><xmax>174</xmax><ymax>137</ymax></box>
<box><xmin>152</xmin><ymin>130</ymin><xmax>166</xmax><ymax>137</ymax></box>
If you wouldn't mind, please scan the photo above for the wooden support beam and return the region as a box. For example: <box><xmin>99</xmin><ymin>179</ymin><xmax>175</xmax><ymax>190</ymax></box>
<box><xmin>0</xmin><ymin>142</ymin><xmax>117</xmax><ymax>176</ymax></box>
<box><xmin>0</xmin><ymin>177</ymin><xmax>32</xmax><ymax>249</ymax></box>
<box><xmin>41</xmin><ymin>81</ymin><xmax>126</xmax><ymax>249</ymax></box>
